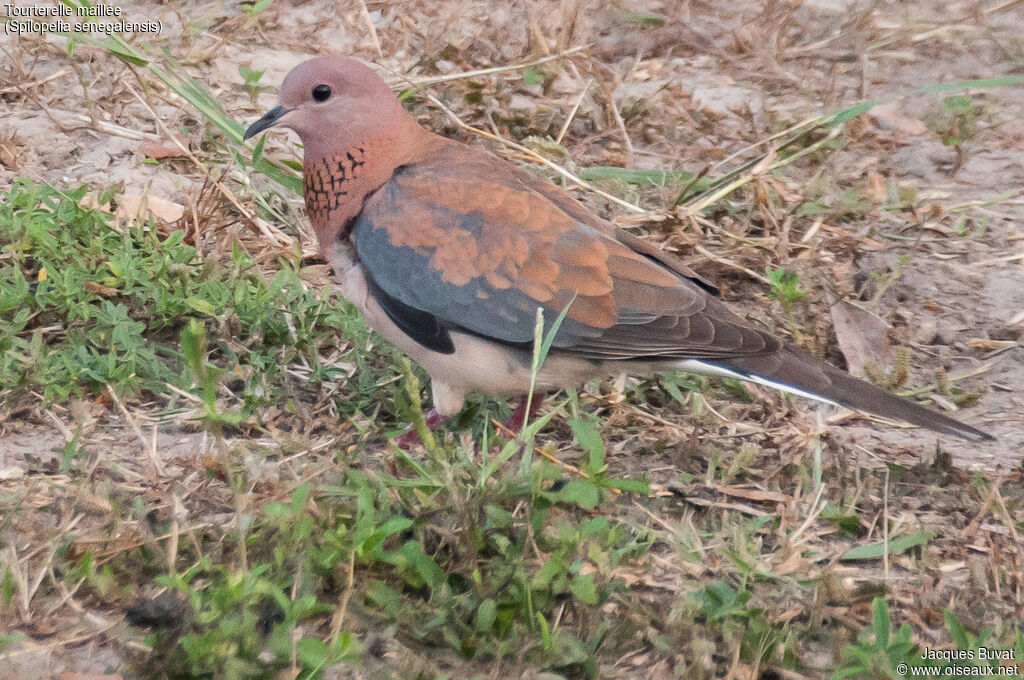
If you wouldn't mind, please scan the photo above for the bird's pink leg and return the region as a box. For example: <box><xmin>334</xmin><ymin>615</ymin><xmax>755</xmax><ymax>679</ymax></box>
<box><xmin>394</xmin><ymin>408</ymin><xmax>449</xmax><ymax>449</ymax></box>
<box><xmin>502</xmin><ymin>393</ymin><xmax>545</xmax><ymax>434</ymax></box>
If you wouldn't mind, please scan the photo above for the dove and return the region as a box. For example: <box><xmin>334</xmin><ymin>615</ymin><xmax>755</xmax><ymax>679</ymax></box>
<box><xmin>243</xmin><ymin>55</ymin><xmax>991</xmax><ymax>444</ymax></box>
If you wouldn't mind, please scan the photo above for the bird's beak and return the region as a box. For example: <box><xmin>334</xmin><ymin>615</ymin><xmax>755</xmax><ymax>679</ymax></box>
<box><xmin>243</xmin><ymin>105</ymin><xmax>291</xmax><ymax>140</ymax></box>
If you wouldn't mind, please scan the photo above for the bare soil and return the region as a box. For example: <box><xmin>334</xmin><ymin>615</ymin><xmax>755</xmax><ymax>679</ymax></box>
<box><xmin>1</xmin><ymin>0</ymin><xmax>1023</xmax><ymax>677</ymax></box>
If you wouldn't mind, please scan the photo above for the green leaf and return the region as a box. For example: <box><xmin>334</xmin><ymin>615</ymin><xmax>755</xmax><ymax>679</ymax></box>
<box><xmin>1</xmin><ymin>569</ymin><xmax>15</xmax><ymax>605</ymax></box>
<box><xmin>366</xmin><ymin>580</ymin><xmax>400</xmax><ymax>615</ymax></box>
<box><xmin>242</xmin><ymin>0</ymin><xmax>275</xmax><ymax>14</ymax></box>
<box><xmin>186</xmin><ymin>296</ymin><xmax>217</xmax><ymax>316</ymax></box>
<box><xmin>569</xmin><ymin>573</ymin><xmax>598</xmax><ymax>605</ymax></box>
<box><xmin>826</xmin><ymin>100</ymin><xmax>878</xmax><ymax>126</ymax></box>
<box><xmin>329</xmin><ymin>630</ymin><xmax>361</xmax><ymax>663</ymax></box>
<box><xmin>871</xmin><ymin>597</ymin><xmax>890</xmax><ymax>647</ymax></box>
<box><xmin>621</xmin><ymin>11</ymin><xmax>666</xmax><ymax>26</ymax></box>
<box><xmin>291</xmin><ymin>482</ymin><xmax>310</xmax><ymax>511</ymax></box>
<box><xmin>840</xmin><ymin>528</ymin><xmax>932</xmax><ymax>561</ymax></box>
<box><xmin>765</xmin><ymin>266</ymin><xmax>806</xmax><ymax>308</ymax></box>
<box><xmin>251</xmin><ymin>133</ymin><xmax>266</xmax><ymax>167</ymax></box>
<box><xmin>919</xmin><ymin>75</ymin><xmax>1024</xmax><ymax>92</ymax></box>
<box><xmin>693</xmin><ymin>580</ymin><xmax>751</xmax><ymax>620</ymax></box>
<box><xmin>821</xmin><ymin>504</ymin><xmax>862</xmax><ymax>537</ymax></box>
<box><xmin>945</xmin><ymin>609</ymin><xmax>970</xmax><ymax>649</ymax></box>
<box><xmin>296</xmin><ymin>636</ymin><xmax>329</xmax><ymax>668</ymax></box>
<box><xmin>606</xmin><ymin>477</ymin><xmax>649</xmax><ymax>494</ymax></box>
<box><xmin>475</xmin><ymin>598</ymin><xmax>497</xmax><ymax>632</ymax></box>
<box><xmin>549</xmin><ymin>628</ymin><xmax>591</xmax><ymax>666</ymax></box>
<box><xmin>568</xmin><ymin>418</ymin><xmax>605</xmax><ymax>474</ymax></box>
<box><xmin>554</xmin><ymin>479</ymin><xmax>600</xmax><ymax>509</ymax></box>
<box><xmin>264</xmin><ymin>502</ymin><xmax>289</xmax><ymax>517</ymax></box>
<box><xmin>399</xmin><ymin>541</ymin><xmax>446</xmax><ymax>589</ymax></box>
<box><xmin>522</xmin><ymin>68</ymin><xmax>544</xmax><ymax>85</ymax></box>
<box><xmin>536</xmin><ymin>298</ymin><xmax>576</xmax><ymax>370</ymax></box>
<box><xmin>0</xmin><ymin>632</ymin><xmax>28</xmax><ymax>651</ymax></box>
<box><xmin>579</xmin><ymin>166</ymin><xmax>694</xmax><ymax>187</ymax></box>
<box><xmin>238</xmin><ymin>65</ymin><xmax>264</xmax><ymax>86</ymax></box>
<box><xmin>536</xmin><ymin>611</ymin><xmax>551</xmax><ymax>649</ymax></box>
<box><xmin>179</xmin><ymin>319</ymin><xmax>205</xmax><ymax>370</ymax></box>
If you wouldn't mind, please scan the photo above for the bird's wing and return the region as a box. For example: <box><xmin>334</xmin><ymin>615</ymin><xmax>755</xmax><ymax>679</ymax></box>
<box><xmin>350</xmin><ymin>142</ymin><xmax>779</xmax><ymax>360</ymax></box>
<box><xmin>348</xmin><ymin>141</ymin><xmax>992</xmax><ymax>442</ymax></box>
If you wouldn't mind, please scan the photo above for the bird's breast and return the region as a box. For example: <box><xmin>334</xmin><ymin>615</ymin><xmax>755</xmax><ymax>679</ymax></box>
<box><xmin>303</xmin><ymin>146</ymin><xmax>372</xmax><ymax>241</ymax></box>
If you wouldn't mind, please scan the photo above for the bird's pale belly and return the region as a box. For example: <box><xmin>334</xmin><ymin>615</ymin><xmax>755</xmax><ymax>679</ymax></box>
<box><xmin>328</xmin><ymin>243</ymin><xmax>615</xmax><ymax>414</ymax></box>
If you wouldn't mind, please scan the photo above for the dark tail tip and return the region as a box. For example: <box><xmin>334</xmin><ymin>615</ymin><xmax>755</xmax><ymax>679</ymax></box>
<box><xmin>721</xmin><ymin>347</ymin><xmax>993</xmax><ymax>443</ymax></box>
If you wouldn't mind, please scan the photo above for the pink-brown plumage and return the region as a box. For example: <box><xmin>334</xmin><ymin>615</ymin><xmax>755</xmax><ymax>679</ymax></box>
<box><xmin>244</xmin><ymin>55</ymin><xmax>991</xmax><ymax>443</ymax></box>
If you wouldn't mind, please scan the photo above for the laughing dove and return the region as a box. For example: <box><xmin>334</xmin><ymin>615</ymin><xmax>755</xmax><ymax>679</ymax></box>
<box><xmin>244</xmin><ymin>55</ymin><xmax>991</xmax><ymax>443</ymax></box>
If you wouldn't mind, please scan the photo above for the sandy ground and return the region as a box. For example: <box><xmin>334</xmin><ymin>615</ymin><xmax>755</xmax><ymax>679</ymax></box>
<box><xmin>3</xmin><ymin>0</ymin><xmax>1019</xmax><ymax>464</ymax></box>
<box><xmin>1</xmin><ymin>0</ymin><xmax>1023</xmax><ymax>676</ymax></box>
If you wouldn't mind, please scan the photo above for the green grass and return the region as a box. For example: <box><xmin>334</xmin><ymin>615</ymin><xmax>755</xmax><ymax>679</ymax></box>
<box><xmin>0</xmin><ymin>179</ymin><xmax>371</xmax><ymax>411</ymax></box>
<box><xmin>2</xmin><ymin>177</ymin><xmax>1023</xmax><ymax>680</ymax></box>
<box><xmin>0</xmin><ymin>179</ymin><xmax>660</xmax><ymax>677</ymax></box>
<box><xmin>3</xmin><ymin>33</ymin><xmax>1024</xmax><ymax>678</ymax></box>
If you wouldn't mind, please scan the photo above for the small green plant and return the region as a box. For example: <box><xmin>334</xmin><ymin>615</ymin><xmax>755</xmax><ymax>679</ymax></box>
<box><xmin>0</xmin><ymin>632</ymin><xmax>29</xmax><ymax>653</ymax></box>
<box><xmin>766</xmin><ymin>266</ymin><xmax>806</xmax><ymax>315</ymax></box>
<box><xmin>620</xmin><ymin>11</ymin><xmax>666</xmax><ymax>26</ymax></box>
<box><xmin>522</xmin><ymin>68</ymin><xmax>544</xmax><ymax>86</ymax></box>
<box><xmin>867</xmin><ymin>254</ymin><xmax>910</xmax><ymax>306</ymax></box>
<box><xmin>238</xmin><ymin>65</ymin><xmax>267</xmax><ymax>100</ymax></box>
<box><xmin>692</xmin><ymin>580</ymin><xmax>783</xmax><ymax>670</ymax></box>
<box><xmin>240</xmin><ymin>0</ymin><xmax>275</xmax><ymax>26</ymax></box>
<box><xmin>551</xmin><ymin>417</ymin><xmax>649</xmax><ymax>508</ymax></box>
<box><xmin>943</xmin><ymin>610</ymin><xmax>1019</xmax><ymax>672</ymax></box>
<box><xmin>883</xmin><ymin>180</ymin><xmax>918</xmax><ymax>213</ymax></box>
<box><xmin>820</xmin><ymin>504</ymin><xmax>863</xmax><ymax>538</ymax></box>
<box><xmin>840</xmin><ymin>527</ymin><xmax>932</xmax><ymax>561</ymax></box>
<box><xmin>0</xmin><ymin>180</ymin><xmax>363</xmax><ymax>415</ymax></box>
<box><xmin>833</xmin><ymin>598</ymin><xmax>925</xmax><ymax>679</ymax></box>
<box><xmin>60</xmin><ymin>426</ymin><xmax>85</xmax><ymax>473</ymax></box>
<box><xmin>836</xmin><ymin>603</ymin><xmax>1021</xmax><ymax>679</ymax></box>
<box><xmin>154</xmin><ymin>558</ymin><xmax>360</xmax><ymax>679</ymax></box>
<box><xmin>180</xmin><ymin>319</ymin><xmax>245</xmax><ymax>429</ymax></box>
<box><xmin>694</xmin><ymin>580</ymin><xmax>752</xmax><ymax>621</ymax></box>
<box><xmin>923</xmin><ymin>95</ymin><xmax>981</xmax><ymax>173</ymax></box>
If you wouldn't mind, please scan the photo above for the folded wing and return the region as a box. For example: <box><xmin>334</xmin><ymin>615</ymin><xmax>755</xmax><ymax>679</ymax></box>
<box><xmin>348</xmin><ymin>140</ymin><xmax>991</xmax><ymax>442</ymax></box>
<box><xmin>351</xmin><ymin>142</ymin><xmax>778</xmax><ymax>361</ymax></box>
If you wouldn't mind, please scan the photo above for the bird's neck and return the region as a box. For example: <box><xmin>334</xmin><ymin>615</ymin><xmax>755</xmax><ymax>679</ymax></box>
<box><xmin>302</xmin><ymin>123</ymin><xmax>420</xmax><ymax>249</ymax></box>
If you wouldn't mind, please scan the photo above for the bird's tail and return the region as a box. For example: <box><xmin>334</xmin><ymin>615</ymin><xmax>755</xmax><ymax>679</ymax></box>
<box><xmin>692</xmin><ymin>345</ymin><xmax>992</xmax><ymax>442</ymax></box>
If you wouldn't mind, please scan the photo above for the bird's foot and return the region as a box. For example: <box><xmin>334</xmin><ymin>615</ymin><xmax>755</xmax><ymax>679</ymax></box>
<box><xmin>394</xmin><ymin>408</ymin><xmax>448</xmax><ymax>449</ymax></box>
<box><xmin>501</xmin><ymin>393</ymin><xmax>545</xmax><ymax>435</ymax></box>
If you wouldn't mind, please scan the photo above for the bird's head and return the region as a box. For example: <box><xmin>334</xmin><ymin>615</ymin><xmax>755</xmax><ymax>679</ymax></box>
<box><xmin>243</xmin><ymin>55</ymin><xmax>409</xmax><ymax>152</ymax></box>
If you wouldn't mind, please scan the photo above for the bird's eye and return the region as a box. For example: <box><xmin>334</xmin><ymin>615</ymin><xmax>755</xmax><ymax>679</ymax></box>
<box><xmin>312</xmin><ymin>84</ymin><xmax>332</xmax><ymax>102</ymax></box>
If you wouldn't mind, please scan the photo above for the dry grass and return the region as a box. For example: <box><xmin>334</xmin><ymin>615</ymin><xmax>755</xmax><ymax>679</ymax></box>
<box><xmin>1</xmin><ymin>1</ymin><xmax>1023</xmax><ymax>678</ymax></box>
